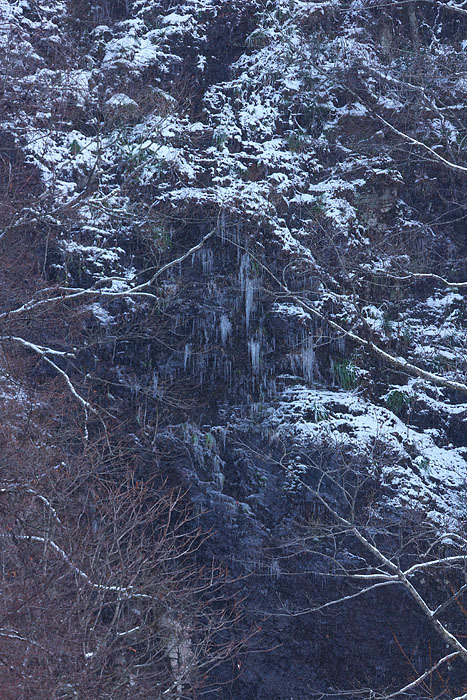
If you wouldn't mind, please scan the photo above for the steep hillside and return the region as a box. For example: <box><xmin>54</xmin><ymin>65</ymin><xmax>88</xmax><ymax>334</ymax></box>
<box><xmin>1</xmin><ymin>1</ymin><xmax>467</xmax><ymax>698</ymax></box>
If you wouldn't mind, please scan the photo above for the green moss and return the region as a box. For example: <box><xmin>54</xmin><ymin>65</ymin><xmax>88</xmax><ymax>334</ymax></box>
<box><xmin>385</xmin><ymin>389</ymin><xmax>410</xmax><ymax>416</ymax></box>
<box><xmin>70</xmin><ymin>139</ymin><xmax>81</xmax><ymax>155</ymax></box>
<box><xmin>332</xmin><ymin>359</ymin><xmax>359</xmax><ymax>390</ymax></box>
<box><xmin>286</xmin><ymin>132</ymin><xmax>307</xmax><ymax>153</ymax></box>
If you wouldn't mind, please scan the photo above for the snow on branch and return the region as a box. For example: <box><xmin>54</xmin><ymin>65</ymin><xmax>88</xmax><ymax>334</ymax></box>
<box><xmin>423</xmin><ymin>0</ymin><xmax>467</xmax><ymax>18</ymax></box>
<box><xmin>0</xmin><ymin>628</ymin><xmax>52</xmax><ymax>653</ymax></box>
<box><xmin>1</xmin><ymin>533</ymin><xmax>155</xmax><ymax>602</ymax></box>
<box><xmin>274</xmin><ymin>580</ymin><xmax>399</xmax><ymax>616</ymax></box>
<box><xmin>0</xmin><ymin>225</ymin><xmax>219</xmax><ymax>321</ymax></box>
<box><xmin>405</xmin><ymin>555</ymin><xmax>467</xmax><ymax>576</ymax></box>
<box><xmin>432</xmin><ymin>582</ymin><xmax>467</xmax><ymax>619</ymax></box>
<box><xmin>0</xmin><ymin>336</ymin><xmax>73</xmax><ymax>357</ymax></box>
<box><xmin>0</xmin><ymin>336</ymin><xmax>95</xmax><ymax>438</ymax></box>
<box><xmin>379</xmin><ymin>271</ymin><xmax>467</xmax><ymax>288</ymax></box>
<box><xmin>384</xmin><ymin>651</ymin><xmax>460</xmax><ymax>699</ymax></box>
<box><xmin>376</xmin><ymin>114</ymin><xmax>467</xmax><ymax>175</ymax></box>
<box><xmin>0</xmin><ymin>482</ymin><xmax>62</xmax><ymax>526</ymax></box>
<box><xmin>128</xmin><ymin>225</ymin><xmax>218</xmax><ymax>295</ymax></box>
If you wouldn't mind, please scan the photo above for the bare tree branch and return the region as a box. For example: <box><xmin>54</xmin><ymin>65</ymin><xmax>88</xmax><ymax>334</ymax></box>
<box><xmin>0</xmin><ymin>483</ymin><xmax>62</xmax><ymax>526</ymax></box>
<box><xmin>241</xmin><ymin>443</ymin><xmax>467</xmax><ymax>669</ymax></box>
<box><xmin>433</xmin><ymin>582</ymin><xmax>467</xmax><ymax>619</ymax></box>
<box><xmin>298</xmin><ymin>473</ymin><xmax>467</xmax><ymax>663</ymax></box>
<box><xmin>405</xmin><ymin>556</ymin><xmax>467</xmax><ymax>577</ymax></box>
<box><xmin>378</xmin><ymin>271</ymin><xmax>467</xmax><ymax>288</ymax></box>
<box><xmin>0</xmin><ymin>630</ymin><xmax>52</xmax><ymax>654</ymax></box>
<box><xmin>0</xmin><ymin>226</ymin><xmax>219</xmax><ymax>321</ymax></box>
<box><xmin>383</xmin><ymin>650</ymin><xmax>460</xmax><ymax>699</ymax></box>
<box><xmin>273</xmin><ymin>580</ymin><xmax>399</xmax><ymax>617</ymax></box>
<box><xmin>375</xmin><ymin>113</ymin><xmax>467</xmax><ymax>175</ymax></box>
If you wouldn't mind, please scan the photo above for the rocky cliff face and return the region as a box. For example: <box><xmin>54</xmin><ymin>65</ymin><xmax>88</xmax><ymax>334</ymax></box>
<box><xmin>2</xmin><ymin>1</ymin><xmax>467</xmax><ymax>698</ymax></box>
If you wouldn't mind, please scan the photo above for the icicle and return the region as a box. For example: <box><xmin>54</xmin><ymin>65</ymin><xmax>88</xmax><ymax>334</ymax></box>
<box><xmin>239</xmin><ymin>253</ymin><xmax>258</xmax><ymax>329</ymax></box>
<box><xmin>245</xmin><ymin>279</ymin><xmax>254</xmax><ymax>330</ymax></box>
<box><xmin>216</xmin><ymin>426</ymin><xmax>228</xmax><ymax>451</ymax></box>
<box><xmin>202</xmin><ymin>249</ymin><xmax>213</xmax><ymax>274</ymax></box>
<box><xmin>220</xmin><ymin>314</ymin><xmax>232</xmax><ymax>345</ymax></box>
<box><xmin>195</xmin><ymin>353</ymin><xmax>207</xmax><ymax>386</ymax></box>
<box><xmin>184</xmin><ymin>343</ymin><xmax>191</xmax><ymax>370</ymax></box>
<box><xmin>219</xmin><ymin>209</ymin><xmax>226</xmax><ymax>243</ymax></box>
<box><xmin>301</xmin><ymin>336</ymin><xmax>315</xmax><ymax>384</ymax></box>
<box><xmin>336</xmin><ymin>334</ymin><xmax>346</xmax><ymax>355</ymax></box>
<box><xmin>223</xmin><ymin>358</ymin><xmax>232</xmax><ymax>386</ymax></box>
<box><xmin>239</xmin><ymin>253</ymin><xmax>250</xmax><ymax>291</ymax></box>
<box><xmin>194</xmin><ymin>248</ymin><xmax>214</xmax><ymax>274</ymax></box>
<box><xmin>248</xmin><ymin>338</ymin><xmax>261</xmax><ymax>375</ymax></box>
<box><xmin>269</xmin><ymin>559</ymin><xmax>281</xmax><ymax>579</ymax></box>
<box><xmin>152</xmin><ymin>372</ymin><xmax>159</xmax><ymax>399</ymax></box>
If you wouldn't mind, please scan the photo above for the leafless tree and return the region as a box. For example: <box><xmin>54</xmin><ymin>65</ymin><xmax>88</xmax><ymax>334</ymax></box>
<box><xmin>0</xmin><ymin>418</ymin><xmax>246</xmax><ymax>700</ymax></box>
<box><xmin>248</xmin><ymin>439</ymin><xmax>467</xmax><ymax>700</ymax></box>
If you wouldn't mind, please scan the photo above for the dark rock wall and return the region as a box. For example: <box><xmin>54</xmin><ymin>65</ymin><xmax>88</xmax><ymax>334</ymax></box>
<box><xmin>2</xmin><ymin>0</ymin><xmax>467</xmax><ymax>697</ymax></box>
